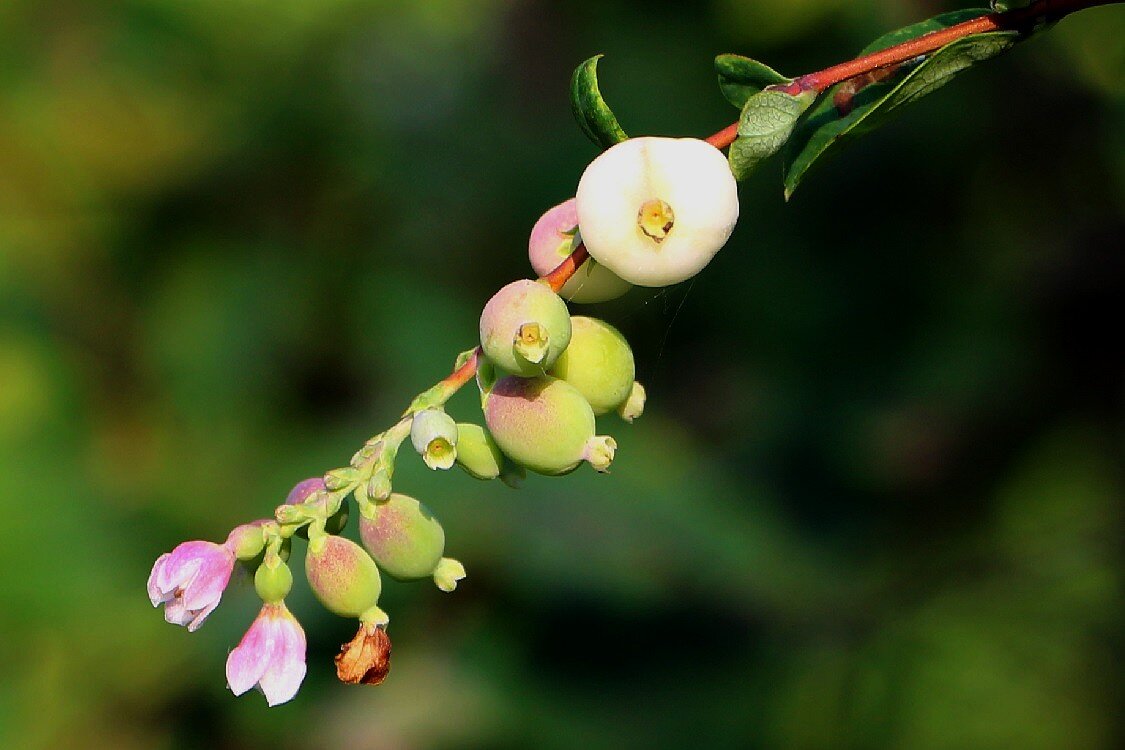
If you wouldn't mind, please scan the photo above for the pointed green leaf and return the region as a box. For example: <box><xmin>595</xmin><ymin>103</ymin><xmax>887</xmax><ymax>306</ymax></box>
<box><xmin>715</xmin><ymin>54</ymin><xmax>792</xmax><ymax>109</ymax></box>
<box><xmin>570</xmin><ymin>55</ymin><xmax>628</xmax><ymax>149</ymax></box>
<box><xmin>728</xmin><ymin>89</ymin><xmax>815</xmax><ymax>181</ymax></box>
<box><xmin>782</xmin><ymin>8</ymin><xmax>1033</xmax><ymax>198</ymax></box>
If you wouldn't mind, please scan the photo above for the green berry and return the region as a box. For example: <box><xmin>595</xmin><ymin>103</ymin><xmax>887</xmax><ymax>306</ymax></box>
<box><xmin>253</xmin><ymin>556</ymin><xmax>293</xmax><ymax>603</ymax></box>
<box><xmin>548</xmin><ymin>316</ymin><xmax>637</xmax><ymax>415</ymax></box>
<box><xmin>454</xmin><ymin>422</ymin><xmax>504</xmax><ymax>480</ymax></box>
<box><xmin>358</xmin><ymin>493</ymin><xmax>446</xmax><ymax>582</ymax></box>
<box><xmin>305</xmin><ymin>534</ymin><xmax>382</xmax><ymax>617</ymax></box>
<box><xmin>484</xmin><ymin>375</ymin><xmax>616</xmax><ymax>475</ymax></box>
<box><xmin>479</xmin><ymin>279</ymin><xmax>572</xmax><ymax>375</ymax></box>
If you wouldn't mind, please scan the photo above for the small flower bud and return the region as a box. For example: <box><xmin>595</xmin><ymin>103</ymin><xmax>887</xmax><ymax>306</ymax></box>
<box><xmin>548</xmin><ymin>316</ymin><xmax>636</xmax><ymax>415</ymax></box>
<box><xmin>358</xmin><ymin>493</ymin><xmax>449</xmax><ymax>584</ymax></box>
<box><xmin>454</xmin><ymin>422</ymin><xmax>504</xmax><ymax>480</ymax></box>
<box><xmin>617</xmin><ymin>381</ymin><xmax>646</xmax><ymax>422</ymax></box>
<box><xmin>305</xmin><ymin>534</ymin><xmax>383</xmax><ymax>618</ymax></box>
<box><xmin>335</xmin><ymin>622</ymin><xmax>392</xmax><ymax>686</ymax></box>
<box><xmin>225</xmin><ymin>521</ymin><xmax>269</xmax><ymax>561</ymax></box>
<box><xmin>284</xmin><ymin>476</ymin><xmax>349</xmax><ymax>538</ymax></box>
<box><xmin>528</xmin><ymin>199</ymin><xmax>631</xmax><ymax>303</ymax></box>
<box><xmin>575</xmin><ymin>137</ymin><xmax>739</xmax><ymax>287</ymax></box>
<box><xmin>410</xmin><ymin>408</ymin><xmax>459</xmax><ymax>470</ymax></box>
<box><xmin>480</xmin><ymin>279</ymin><xmax>572</xmax><ymax>375</ymax></box>
<box><xmin>484</xmin><ymin>375</ymin><xmax>616</xmax><ymax>475</ymax></box>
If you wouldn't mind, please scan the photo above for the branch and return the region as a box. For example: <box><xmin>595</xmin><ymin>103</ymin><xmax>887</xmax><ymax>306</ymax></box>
<box><xmin>410</xmin><ymin>0</ymin><xmax>1122</xmax><ymax>407</ymax></box>
<box><xmin>705</xmin><ymin>0</ymin><xmax>1120</xmax><ymax>149</ymax></box>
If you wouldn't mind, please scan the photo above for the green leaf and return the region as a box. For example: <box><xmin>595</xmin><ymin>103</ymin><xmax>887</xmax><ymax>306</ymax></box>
<box><xmin>570</xmin><ymin>55</ymin><xmax>628</xmax><ymax>149</ymax></box>
<box><xmin>783</xmin><ymin>9</ymin><xmax>1030</xmax><ymax>198</ymax></box>
<box><xmin>728</xmin><ymin>89</ymin><xmax>815</xmax><ymax>181</ymax></box>
<box><xmin>715</xmin><ymin>54</ymin><xmax>792</xmax><ymax>109</ymax></box>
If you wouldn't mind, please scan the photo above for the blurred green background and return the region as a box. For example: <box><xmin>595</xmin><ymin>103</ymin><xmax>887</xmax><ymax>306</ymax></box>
<box><xmin>1</xmin><ymin>1</ymin><xmax>1122</xmax><ymax>748</ymax></box>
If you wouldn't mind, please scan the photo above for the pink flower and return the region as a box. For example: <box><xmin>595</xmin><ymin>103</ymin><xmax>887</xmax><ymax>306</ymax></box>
<box><xmin>147</xmin><ymin>540</ymin><xmax>236</xmax><ymax>632</ymax></box>
<box><xmin>226</xmin><ymin>602</ymin><xmax>307</xmax><ymax>706</ymax></box>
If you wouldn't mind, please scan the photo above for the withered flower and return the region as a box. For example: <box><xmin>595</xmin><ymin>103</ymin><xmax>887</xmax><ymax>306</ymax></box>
<box><xmin>335</xmin><ymin>622</ymin><xmax>392</xmax><ymax>685</ymax></box>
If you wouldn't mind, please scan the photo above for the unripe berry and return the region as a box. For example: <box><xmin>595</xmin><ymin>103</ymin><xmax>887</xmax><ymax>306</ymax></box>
<box><xmin>575</xmin><ymin>137</ymin><xmax>739</xmax><ymax>287</ymax></box>
<box><xmin>254</xmin><ymin>556</ymin><xmax>293</xmax><ymax>603</ymax></box>
<box><xmin>454</xmin><ymin>422</ymin><xmax>504</xmax><ymax>480</ymax></box>
<box><xmin>484</xmin><ymin>375</ymin><xmax>616</xmax><ymax>475</ymax></box>
<box><xmin>528</xmin><ymin>199</ymin><xmax>631</xmax><ymax>303</ymax></box>
<box><xmin>358</xmin><ymin>493</ymin><xmax>465</xmax><ymax>591</ymax></box>
<box><xmin>480</xmin><ymin>279</ymin><xmax>572</xmax><ymax>375</ymax></box>
<box><xmin>305</xmin><ymin>534</ymin><xmax>382</xmax><ymax>618</ymax></box>
<box><xmin>410</xmin><ymin>408</ymin><xmax>458</xmax><ymax>470</ymax></box>
<box><xmin>548</xmin><ymin>316</ymin><xmax>636</xmax><ymax>415</ymax></box>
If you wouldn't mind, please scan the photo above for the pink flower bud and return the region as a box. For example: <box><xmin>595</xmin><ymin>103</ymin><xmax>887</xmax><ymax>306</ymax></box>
<box><xmin>147</xmin><ymin>540</ymin><xmax>236</xmax><ymax>632</ymax></box>
<box><xmin>225</xmin><ymin>601</ymin><xmax>307</xmax><ymax>707</ymax></box>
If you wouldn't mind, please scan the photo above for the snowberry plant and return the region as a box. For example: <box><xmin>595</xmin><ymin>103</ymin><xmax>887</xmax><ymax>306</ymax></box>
<box><xmin>147</xmin><ymin>0</ymin><xmax>1118</xmax><ymax>705</ymax></box>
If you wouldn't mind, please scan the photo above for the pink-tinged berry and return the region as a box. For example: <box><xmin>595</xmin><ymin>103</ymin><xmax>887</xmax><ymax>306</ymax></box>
<box><xmin>147</xmin><ymin>539</ymin><xmax>236</xmax><ymax>632</ymax></box>
<box><xmin>484</xmin><ymin>375</ymin><xmax>617</xmax><ymax>475</ymax></box>
<box><xmin>358</xmin><ymin>493</ymin><xmax>465</xmax><ymax>591</ymax></box>
<box><xmin>479</xmin><ymin>279</ymin><xmax>572</xmax><ymax>375</ymax></box>
<box><xmin>548</xmin><ymin>316</ymin><xmax>639</xmax><ymax>416</ymax></box>
<box><xmin>528</xmin><ymin>198</ymin><xmax>631</xmax><ymax>303</ymax></box>
<box><xmin>226</xmin><ymin>601</ymin><xmax>307</xmax><ymax>706</ymax></box>
<box><xmin>305</xmin><ymin>534</ymin><xmax>383</xmax><ymax>618</ymax></box>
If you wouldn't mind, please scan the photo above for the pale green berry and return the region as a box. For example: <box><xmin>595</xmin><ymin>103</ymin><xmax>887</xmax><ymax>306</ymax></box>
<box><xmin>484</xmin><ymin>375</ymin><xmax>616</xmax><ymax>475</ymax></box>
<box><xmin>253</xmin><ymin>556</ymin><xmax>293</xmax><ymax>603</ymax></box>
<box><xmin>358</xmin><ymin>493</ymin><xmax>463</xmax><ymax>592</ymax></box>
<box><xmin>528</xmin><ymin>198</ymin><xmax>631</xmax><ymax>303</ymax></box>
<box><xmin>410</xmin><ymin>408</ymin><xmax>458</xmax><ymax>470</ymax></box>
<box><xmin>305</xmin><ymin>534</ymin><xmax>382</xmax><ymax>618</ymax></box>
<box><xmin>575</xmin><ymin>137</ymin><xmax>739</xmax><ymax>287</ymax></box>
<box><xmin>548</xmin><ymin>316</ymin><xmax>637</xmax><ymax>415</ymax></box>
<box><xmin>454</xmin><ymin>422</ymin><xmax>504</xmax><ymax>480</ymax></box>
<box><xmin>479</xmin><ymin>279</ymin><xmax>572</xmax><ymax>375</ymax></box>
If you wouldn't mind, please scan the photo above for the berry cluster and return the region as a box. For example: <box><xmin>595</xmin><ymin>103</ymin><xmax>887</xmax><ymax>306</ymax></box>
<box><xmin>146</xmin><ymin>135</ymin><xmax>740</xmax><ymax>705</ymax></box>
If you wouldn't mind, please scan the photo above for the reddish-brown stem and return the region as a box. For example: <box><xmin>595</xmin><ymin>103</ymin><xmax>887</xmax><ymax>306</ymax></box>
<box><xmin>705</xmin><ymin>0</ymin><xmax>1119</xmax><ymax>149</ymax></box>
<box><xmin>436</xmin><ymin>0</ymin><xmax>1118</xmax><ymax>390</ymax></box>
<box><xmin>543</xmin><ymin>244</ymin><xmax>590</xmax><ymax>293</ymax></box>
<box><xmin>440</xmin><ymin>346</ymin><xmax>482</xmax><ymax>392</ymax></box>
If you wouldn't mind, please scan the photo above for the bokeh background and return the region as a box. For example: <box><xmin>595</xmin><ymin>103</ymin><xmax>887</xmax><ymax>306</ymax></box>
<box><xmin>1</xmin><ymin>1</ymin><xmax>1122</xmax><ymax>748</ymax></box>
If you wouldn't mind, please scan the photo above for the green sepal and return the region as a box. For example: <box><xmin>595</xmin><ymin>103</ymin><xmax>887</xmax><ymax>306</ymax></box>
<box><xmin>570</xmin><ymin>55</ymin><xmax>628</xmax><ymax>149</ymax></box>
<box><xmin>782</xmin><ymin>9</ymin><xmax>1027</xmax><ymax>198</ymax></box>
<box><xmin>475</xmin><ymin>356</ymin><xmax>498</xmax><ymax>406</ymax></box>
<box><xmin>728</xmin><ymin>88</ymin><xmax>816</xmax><ymax>181</ymax></box>
<box><xmin>715</xmin><ymin>54</ymin><xmax>792</xmax><ymax>109</ymax></box>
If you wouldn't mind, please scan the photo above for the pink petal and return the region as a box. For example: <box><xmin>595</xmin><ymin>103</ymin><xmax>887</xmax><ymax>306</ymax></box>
<box><xmin>147</xmin><ymin>553</ymin><xmax>171</xmax><ymax>605</ymax></box>
<box><xmin>186</xmin><ymin>598</ymin><xmax>221</xmax><ymax>633</ymax></box>
<box><xmin>226</xmin><ymin>614</ymin><xmax>276</xmax><ymax>697</ymax></box>
<box><xmin>259</xmin><ymin>613</ymin><xmax>307</xmax><ymax>706</ymax></box>
<box><xmin>163</xmin><ymin>598</ymin><xmax>193</xmax><ymax>627</ymax></box>
<box><xmin>180</xmin><ymin>559</ymin><xmax>233</xmax><ymax>612</ymax></box>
